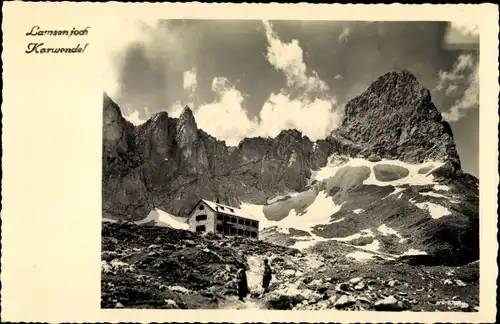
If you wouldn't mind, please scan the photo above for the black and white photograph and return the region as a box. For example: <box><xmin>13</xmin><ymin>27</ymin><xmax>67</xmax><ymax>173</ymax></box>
<box><xmin>100</xmin><ymin>19</ymin><xmax>481</xmax><ymax>311</ymax></box>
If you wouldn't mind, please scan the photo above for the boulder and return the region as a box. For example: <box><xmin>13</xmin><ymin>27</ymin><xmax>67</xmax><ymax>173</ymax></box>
<box><xmin>374</xmin><ymin>296</ymin><xmax>408</xmax><ymax>311</ymax></box>
<box><xmin>334</xmin><ymin>295</ymin><xmax>356</xmax><ymax>309</ymax></box>
<box><xmin>349</xmin><ymin>277</ymin><xmax>363</xmax><ymax>285</ymax></box>
<box><xmin>264</xmin><ymin>292</ymin><xmax>306</xmax><ymax>310</ymax></box>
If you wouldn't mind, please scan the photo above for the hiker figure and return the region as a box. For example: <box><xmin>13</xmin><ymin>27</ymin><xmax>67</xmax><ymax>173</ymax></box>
<box><xmin>236</xmin><ymin>263</ymin><xmax>249</xmax><ymax>302</ymax></box>
<box><xmin>262</xmin><ymin>258</ymin><xmax>272</xmax><ymax>294</ymax></box>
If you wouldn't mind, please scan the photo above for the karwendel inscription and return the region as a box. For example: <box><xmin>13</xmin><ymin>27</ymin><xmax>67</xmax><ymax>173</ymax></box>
<box><xmin>25</xmin><ymin>25</ymin><xmax>90</xmax><ymax>54</ymax></box>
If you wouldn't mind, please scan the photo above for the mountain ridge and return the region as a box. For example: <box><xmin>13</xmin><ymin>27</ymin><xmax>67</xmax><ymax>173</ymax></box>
<box><xmin>102</xmin><ymin>70</ymin><xmax>479</xmax><ymax>266</ymax></box>
<box><xmin>103</xmin><ymin>70</ymin><xmax>474</xmax><ymax>218</ymax></box>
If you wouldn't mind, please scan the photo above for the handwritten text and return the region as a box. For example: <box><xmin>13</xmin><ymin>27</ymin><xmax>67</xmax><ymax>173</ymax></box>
<box><xmin>26</xmin><ymin>25</ymin><xmax>91</xmax><ymax>37</ymax></box>
<box><xmin>25</xmin><ymin>43</ymin><xmax>89</xmax><ymax>54</ymax></box>
<box><xmin>25</xmin><ymin>25</ymin><xmax>91</xmax><ymax>55</ymax></box>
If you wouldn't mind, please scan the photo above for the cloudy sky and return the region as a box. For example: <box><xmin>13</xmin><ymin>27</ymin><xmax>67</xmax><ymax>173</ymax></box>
<box><xmin>104</xmin><ymin>20</ymin><xmax>479</xmax><ymax>177</ymax></box>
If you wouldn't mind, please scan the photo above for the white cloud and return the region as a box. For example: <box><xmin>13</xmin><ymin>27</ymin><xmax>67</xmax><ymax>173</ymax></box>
<box><xmin>259</xmin><ymin>21</ymin><xmax>341</xmax><ymax>138</ymax></box>
<box><xmin>183</xmin><ymin>68</ymin><xmax>197</xmax><ymax>94</ymax></box>
<box><xmin>436</xmin><ymin>54</ymin><xmax>475</xmax><ymax>91</ymax></box>
<box><xmin>194</xmin><ymin>77</ymin><xmax>259</xmax><ymax>146</ymax></box>
<box><xmin>450</xmin><ymin>21</ymin><xmax>479</xmax><ymax>37</ymax></box>
<box><xmin>262</xmin><ymin>20</ymin><xmax>329</xmax><ymax>94</ymax></box>
<box><xmin>187</xmin><ymin>21</ymin><xmax>342</xmax><ymax>145</ymax></box>
<box><xmin>258</xmin><ymin>93</ymin><xmax>341</xmax><ymax>140</ymax></box>
<box><xmin>445</xmin><ymin>21</ymin><xmax>479</xmax><ymax>50</ymax></box>
<box><xmin>437</xmin><ymin>54</ymin><xmax>479</xmax><ymax>122</ymax></box>
<box><xmin>444</xmin><ymin>84</ymin><xmax>459</xmax><ymax>96</ymax></box>
<box><xmin>123</xmin><ymin>106</ymin><xmax>151</xmax><ymax>126</ymax></box>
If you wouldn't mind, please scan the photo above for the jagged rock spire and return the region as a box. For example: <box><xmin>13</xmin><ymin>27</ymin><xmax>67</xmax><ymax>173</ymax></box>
<box><xmin>335</xmin><ymin>70</ymin><xmax>461</xmax><ymax>169</ymax></box>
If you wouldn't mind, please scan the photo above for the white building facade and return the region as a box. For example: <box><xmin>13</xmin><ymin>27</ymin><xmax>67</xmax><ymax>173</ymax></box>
<box><xmin>187</xmin><ymin>199</ymin><xmax>260</xmax><ymax>239</ymax></box>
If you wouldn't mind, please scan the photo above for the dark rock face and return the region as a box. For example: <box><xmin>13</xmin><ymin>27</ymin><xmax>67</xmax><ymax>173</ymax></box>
<box><xmin>335</xmin><ymin>70</ymin><xmax>461</xmax><ymax>170</ymax></box>
<box><xmin>102</xmin><ymin>96</ymin><xmax>338</xmax><ymax>219</ymax></box>
<box><xmin>102</xmin><ymin>93</ymin><xmax>153</xmax><ymax>220</ymax></box>
<box><xmin>373</xmin><ymin>164</ymin><xmax>410</xmax><ymax>182</ymax></box>
<box><xmin>101</xmin><ymin>70</ymin><xmax>476</xmax><ymax>246</ymax></box>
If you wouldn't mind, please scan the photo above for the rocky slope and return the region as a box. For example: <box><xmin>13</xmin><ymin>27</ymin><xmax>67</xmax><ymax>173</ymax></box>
<box><xmin>102</xmin><ymin>70</ymin><xmax>479</xmax><ymax>266</ymax></box>
<box><xmin>101</xmin><ymin>222</ymin><xmax>479</xmax><ymax>311</ymax></box>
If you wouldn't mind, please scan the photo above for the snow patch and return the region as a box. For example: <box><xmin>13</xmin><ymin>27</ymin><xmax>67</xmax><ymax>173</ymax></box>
<box><xmin>377</xmin><ymin>224</ymin><xmax>405</xmax><ymax>242</ymax></box>
<box><xmin>414</xmin><ymin>202</ymin><xmax>452</xmax><ymax>219</ymax></box>
<box><xmin>309</xmin><ymin>154</ymin><xmax>349</xmax><ymax>182</ymax></box>
<box><xmin>420</xmin><ymin>191</ymin><xmax>447</xmax><ymax>198</ymax></box>
<box><xmin>244</xmin><ymin>192</ymin><xmax>341</xmax><ymax>234</ymax></box>
<box><xmin>267</xmin><ymin>192</ymin><xmax>299</xmax><ymax>204</ymax></box>
<box><xmin>434</xmin><ymin>185</ymin><xmax>451</xmax><ymax>191</ymax></box>
<box><xmin>291</xmin><ymin>238</ymin><xmax>322</xmax><ymax>250</ymax></box>
<box><xmin>352</xmin><ymin>209</ymin><xmax>364</xmax><ymax>214</ymax></box>
<box><xmin>332</xmin><ymin>229</ymin><xmax>374</xmax><ymax>242</ymax></box>
<box><xmin>402</xmin><ymin>248</ymin><xmax>428</xmax><ymax>256</ymax></box>
<box><xmin>168</xmin><ymin>286</ymin><xmax>192</xmax><ymax>294</ymax></box>
<box><xmin>382</xmin><ymin>187</ymin><xmax>405</xmax><ymax>200</ymax></box>
<box><xmin>304</xmin><ymin>254</ymin><xmax>325</xmax><ymax>269</ymax></box>
<box><xmin>137</xmin><ymin>208</ymin><xmax>189</xmax><ymax>230</ymax></box>
<box><xmin>277</xmin><ymin>227</ymin><xmax>290</xmax><ymax>234</ymax></box>
<box><xmin>346</xmin><ymin>251</ymin><xmax>375</xmax><ymax>261</ymax></box>
<box><xmin>359</xmin><ymin>239</ymin><xmax>380</xmax><ymax>252</ymax></box>
<box><xmin>331</xmin><ymin>217</ymin><xmax>345</xmax><ymax>224</ymax></box>
<box><xmin>310</xmin><ymin>155</ymin><xmax>447</xmax><ymax>188</ymax></box>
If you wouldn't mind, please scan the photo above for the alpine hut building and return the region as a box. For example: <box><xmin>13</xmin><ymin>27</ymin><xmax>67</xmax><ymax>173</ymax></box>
<box><xmin>187</xmin><ymin>199</ymin><xmax>260</xmax><ymax>239</ymax></box>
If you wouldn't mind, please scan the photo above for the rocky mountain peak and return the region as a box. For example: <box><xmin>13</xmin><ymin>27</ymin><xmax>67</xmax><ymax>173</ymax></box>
<box><xmin>174</xmin><ymin>105</ymin><xmax>209</xmax><ymax>174</ymax></box>
<box><xmin>150</xmin><ymin>111</ymin><xmax>170</xmax><ymax>124</ymax></box>
<box><xmin>102</xmin><ymin>70</ymin><xmax>470</xmax><ymax>221</ymax></box>
<box><xmin>179</xmin><ymin>105</ymin><xmax>196</xmax><ymax>123</ymax></box>
<box><xmin>134</xmin><ymin>111</ymin><xmax>175</xmax><ymax>164</ymax></box>
<box><xmin>103</xmin><ymin>93</ymin><xmax>135</xmax><ymax>156</ymax></box>
<box><xmin>103</xmin><ymin>92</ymin><xmax>124</xmax><ymax>124</ymax></box>
<box><xmin>277</xmin><ymin>129</ymin><xmax>304</xmax><ymax>140</ymax></box>
<box><xmin>176</xmin><ymin>105</ymin><xmax>199</xmax><ymax>143</ymax></box>
<box><xmin>336</xmin><ymin>70</ymin><xmax>461</xmax><ymax>169</ymax></box>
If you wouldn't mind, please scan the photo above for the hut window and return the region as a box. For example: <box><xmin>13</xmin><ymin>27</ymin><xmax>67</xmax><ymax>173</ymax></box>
<box><xmin>245</xmin><ymin>220</ymin><xmax>250</xmax><ymax>226</ymax></box>
<box><xmin>196</xmin><ymin>215</ymin><xmax>207</xmax><ymax>221</ymax></box>
<box><xmin>224</xmin><ymin>215</ymin><xmax>230</xmax><ymax>222</ymax></box>
<box><xmin>237</xmin><ymin>228</ymin><xmax>244</xmax><ymax>235</ymax></box>
<box><xmin>217</xmin><ymin>214</ymin><xmax>223</xmax><ymax>221</ymax></box>
<box><xmin>251</xmin><ymin>221</ymin><xmax>258</xmax><ymax>228</ymax></box>
<box><xmin>230</xmin><ymin>227</ymin><xmax>237</xmax><ymax>235</ymax></box>
<box><xmin>196</xmin><ymin>225</ymin><xmax>206</xmax><ymax>233</ymax></box>
<box><xmin>231</xmin><ymin>217</ymin><xmax>237</xmax><ymax>223</ymax></box>
<box><xmin>216</xmin><ymin>224</ymin><xmax>223</xmax><ymax>233</ymax></box>
<box><xmin>198</xmin><ymin>205</ymin><xmax>205</xmax><ymax>210</ymax></box>
<box><xmin>245</xmin><ymin>230</ymin><xmax>250</xmax><ymax>237</ymax></box>
<box><xmin>251</xmin><ymin>231</ymin><xmax>257</xmax><ymax>238</ymax></box>
<box><xmin>238</xmin><ymin>219</ymin><xmax>244</xmax><ymax>225</ymax></box>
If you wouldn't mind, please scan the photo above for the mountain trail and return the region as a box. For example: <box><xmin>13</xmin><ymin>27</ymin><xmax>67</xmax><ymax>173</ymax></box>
<box><xmin>219</xmin><ymin>255</ymin><xmax>267</xmax><ymax>309</ymax></box>
<box><xmin>219</xmin><ymin>296</ymin><xmax>265</xmax><ymax>310</ymax></box>
<box><xmin>102</xmin><ymin>222</ymin><xmax>480</xmax><ymax>311</ymax></box>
